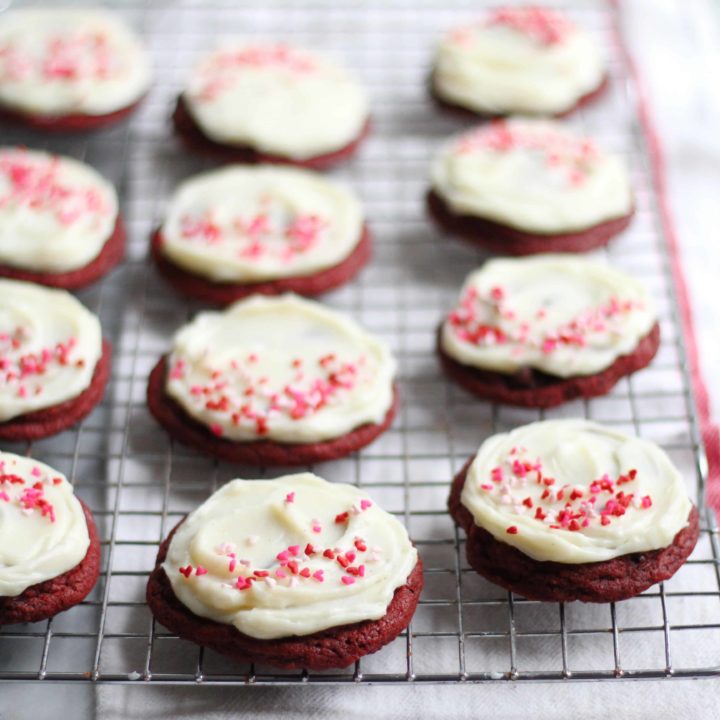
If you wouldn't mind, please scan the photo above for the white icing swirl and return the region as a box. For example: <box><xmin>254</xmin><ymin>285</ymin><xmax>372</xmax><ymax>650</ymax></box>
<box><xmin>461</xmin><ymin>420</ymin><xmax>692</xmax><ymax>563</ymax></box>
<box><xmin>163</xmin><ymin>473</ymin><xmax>418</xmax><ymax>640</ymax></box>
<box><xmin>159</xmin><ymin>165</ymin><xmax>363</xmax><ymax>283</ymax></box>
<box><xmin>441</xmin><ymin>255</ymin><xmax>656</xmax><ymax>378</ymax></box>
<box><xmin>433</xmin><ymin>7</ymin><xmax>605</xmax><ymax>115</ymax></box>
<box><xmin>165</xmin><ymin>294</ymin><xmax>396</xmax><ymax>443</ymax></box>
<box><xmin>182</xmin><ymin>43</ymin><xmax>369</xmax><ymax>159</ymax></box>
<box><xmin>431</xmin><ymin>119</ymin><xmax>633</xmax><ymax>234</ymax></box>
<box><xmin>0</xmin><ymin>147</ymin><xmax>118</xmax><ymax>273</ymax></box>
<box><xmin>0</xmin><ymin>8</ymin><xmax>151</xmax><ymax>117</ymax></box>
<box><xmin>0</xmin><ymin>452</ymin><xmax>90</xmax><ymax>597</ymax></box>
<box><xmin>0</xmin><ymin>279</ymin><xmax>102</xmax><ymax>421</ymax></box>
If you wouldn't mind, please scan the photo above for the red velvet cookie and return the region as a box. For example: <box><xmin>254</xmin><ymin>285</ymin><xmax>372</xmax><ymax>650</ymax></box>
<box><xmin>147</xmin><ymin>355</ymin><xmax>398</xmax><ymax>466</ymax></box>
<box><xmin>0</xmin><ymin>339</ymin><xmax>112</xmax><ymax>442</ymax></box>
<box><xmin>147</xmin><ymin>517</ymin><xmax>423</xmax><ymax>670</ymax></box>
<box><xmin>428</xmin><ymin>119</ymin><xmax>634</xmax><ymax>255</ymax></box>
<box><xmin>431</xmin><ymin>8</ymin><xmax>607</xmax><ymax>118</ymax></box>
<box><xmin>148</xmin><ymin>295</ymin><xmax>397</xmax><ymax>465</ymax></box>
<box><xmin>0</xmin><ymin>216</ymin><xmax>126</xmax><ymax>290</ymax></box>
<box><xmin>427</xmin><ymin>189</ymin><xmax>634</xmax><ymax>256</ymax></box>
<box><xmin>147</xmin><ymin>473</ymin><xmax>421</xmax><ymax>669</ymax></box>
<box><xmin>172</xmin><ymin>97</ymin><xmax>370</xmax><ymax>171</ymax></box>
<box><xmin>0</xmin><ymin>500</ymin><xmax>101</xmax><ymax>625</ymax></box>
<box><xmin>438</xmin><ymin>256</ymin><xmax>660</xmax><ymax>408</ymax></box>
<box><xmin>0</xmin><ymin>9</ymin><xmax>151</xmax><ymax>134</ymax></box>
<box><xmin>438</xmin><ymin>322</ymin><xmax>660</xmax><ymax>409</ymax></box>
<box><xmin>153</xmin><ymin>164</ymin><xmax>370</xmax><ymax>303</ymax></box>
<box><xmin>449</xmin><ymin>458</ymin><xmax>700</xmax><ymax>603</ymax></box>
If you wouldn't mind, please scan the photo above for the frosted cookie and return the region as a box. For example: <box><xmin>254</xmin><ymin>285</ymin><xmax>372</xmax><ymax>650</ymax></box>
<box><xmin>146</xmin><ymin>472</ymin><xmax>422</xmax><ymax>670</ymax></box>
<box><xmin>0</xmin><ymin>452</ymin><xmax>100</xmax><ymax>624</ymax></box>
<box><xmin>438</xmin><ymin>256</ymin><xmax>659</xmax><ymax>408</ymax></box>
<box><xmin>0</xmin><ymin>8</ymin><xmax>151</xmax><ymax>132</ymax></box>
<box><xmin>448</xmin><ymin>420</ymin><xmax>699</xmax><ymax>603</ymax></box>
<box><xmin>147</xmin><ymin>295</ymin><xmax>397</xmax><ymax>465</ymax></box>
<box><xmin>431</xmin><ymin>6</ymin><xmax>606</xmax><ymax>117</ymax></box>
<box><xmin>173</xmin><ymin>43</ymin><xmax>369</xmax><ymax>169</ymax></box>
<box><xmin>151</xmin><ymin>165</ymin><xmax>370</xmax><ymax>304</ymax></box>
<box><xmin>0</xmin><ymin>148</ymin><xmax>125</xmax><ymax>288</ymax></box>
<box><xmin>428</xmin><ymin>119</ymin><xmax>634</xmax><ymax>254</ymax></box>
<box><xmin>0</xmin><ymin>280</ymin><xmax>111</xmax><ymax>441</ymax></box>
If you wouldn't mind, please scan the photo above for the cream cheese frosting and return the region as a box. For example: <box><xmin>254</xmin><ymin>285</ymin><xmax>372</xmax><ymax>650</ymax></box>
<box><xmin>0</xmin><ymin>8</ymin><xmax>151</xmax><ymax>117</ymax></box>
<box><xmin>461</xmin><ymin>420</ymin><xmax>692</xmax><ymax>564</ymax></box>
<box><xmin>159</xmin><ymin>165</ymin><xmax>364</xmax><ymax>283</ymax></box>
<box><xmin>165</xmin><ymin>294</ymin><xmax>396</xmax><ymax>443</ymax></box>
<box><xmin>163</xmin><ymin>472</ymin><xmax>418</xmax><ymax>639</ymax></box>
<box><xmin>431</xmin><ymin>119</ymin><xmax>633</xmax><ymax>234</ymax></box>
<box><xmin>433</xmin><ymin>7</ymin><xmax>605</xmax><ymax>115</ymax></box>
<box><xmin>182</xmin><ymin>43</ymin><xmax>369</xmax><ymax>159</ymax></box>
<box><xmin>0</xmin><ymin>147</ymin><xmax>118</xmax><ymax>273</ymax></box>
<box><xmin>0</xmin><ymin>452</ymin><xmax>90</xmax><ymax>597</ymax></box>
<box><xmin>441</xmin><ymin>255</ymin><xmax>656</xmax><ymax>378</ymax></box>
<box><xmin>0</xmin><ymin>279</ymin><xmax>102</xmax><ymax>421</ymax></box>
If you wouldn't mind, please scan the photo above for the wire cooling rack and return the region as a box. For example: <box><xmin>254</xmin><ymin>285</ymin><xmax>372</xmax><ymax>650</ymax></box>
<box><xmin>0</xmin><ymin>0</ymin><xmax>719</xmax><ymax>686</ymax></box>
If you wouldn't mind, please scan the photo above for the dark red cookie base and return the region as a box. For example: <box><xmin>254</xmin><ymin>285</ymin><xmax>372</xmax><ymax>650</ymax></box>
<box><xmin>427</xmin><ymin>190</ymin><xmax>634</xmax><ymax>255</ymax></box>
<box><xmin>151</xmin><ymin>224</ymin><xmax>372</xmax><ymax>305</ymax></box>
<box><xmin>0</xmin><ymin>339</ymin><xmax>112</xmax><ymax>442</ymax></box>
<box><xmin>0</xmin><ymin>96</ymin><xmax>145</xmax><ymax>133</ymax></box>
<box><xmin>0</xmin><ymin>216</ymin><xmax>126</xmax><ymax>290</ymax></box>
<box><xmin>146</xmin><ymin>518</ymin><xmax>423</xmax><ymax>670</ymax></box>
<box><xmin>172</xmin><ymin>96</ymin><xmax>370</xmax><ymax>170</ymax></box>
<box><xmin>438</xmin><ymin>322</ymin><xmax>660</xmax><ymax>409</ymax></box>
<box><xmin>448</xmin><ymin>458</ymin><xmax>700</xmax><ymax>603</ymax></box>
<box><xmin>429</xmin><ymin>74</ymin><xmax>609</xmax><ymax>120</ymax></box>
<box><xmin>0</xmin><ymin>500</ymin><xmax>101</xmax><ymax>625</ymax></box>
<box><xmin>147</xmin><ymin>356</ymin><xmax>398</xmax><ymax>466</ymax></box>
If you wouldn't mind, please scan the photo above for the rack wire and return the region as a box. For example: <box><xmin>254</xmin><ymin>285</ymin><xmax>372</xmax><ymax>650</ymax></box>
<box><xmin>0</xmin><ymin>0</ymin><xmax>719</xmax><ymax>686</ymax></box>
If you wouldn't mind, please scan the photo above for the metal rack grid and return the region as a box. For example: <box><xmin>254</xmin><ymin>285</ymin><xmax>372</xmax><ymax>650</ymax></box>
<box><xmin>0</xmin><ymin>0</ymin><xmax>719</xmax><ymax>686</ymax></box>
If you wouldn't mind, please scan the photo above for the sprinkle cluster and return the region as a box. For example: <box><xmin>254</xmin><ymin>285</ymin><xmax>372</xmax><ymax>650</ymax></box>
<box><xmin>0</xmin><ymin>31</ymin><xmax>121</xmax><ymax>83</ymax></box>
<box><xmin>193</xmin><ymin>45</ymin><xmax>317</xmax><ymax>102</ymax></box>
<box><xmin>453</xmin><ymin>120</ymin><xmax>598</xmax><ymax>186</ymax></box>
<box><xmin>178</xmin><ymin>494</ymin><xmax>381</xmax><ymax>591</ymax></box>
<box><xmin>485</xmin><ymin>7</ymin><xmax>575</xmax><ymax>45</ymax></box>
<box><xmin>449</xmin><ymin>7</ymin><xmax>574</xmax><ymax>47</ymax></box>
<box><xmin>169</xmin><ymin>351</ymin><xmax>369</xmax><ymax>438</ymax></box>
<box><xmin>0</xmin><ymin>150</ymin><xmax>109</xmax><ymax>228</ymax></box>
<box><xmin>0</xmin><ymin>328</ymin><xmax>85</xmax><ymax>400</ymax></box>
<box><xmin>478</xmin><ymin>446</ymin><xmax>652</xmax><ymax>535</ymax></box>
<box><xmin>177</xmin><ymin>202</ymin><xmax>328</xmax><ymax>264</ymax></box>
<box><xmin>448</xmin><ymin>283</ymin><xmax>641</xmax><ymax>356</ymax></box>
<box><xmin>0</xmin><ymin>461</ymin><xmax>63</xmax><ymax>523</ymax></box>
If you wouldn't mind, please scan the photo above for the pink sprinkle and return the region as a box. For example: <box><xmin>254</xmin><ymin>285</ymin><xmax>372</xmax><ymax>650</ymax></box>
<box><xmin>275</xmin><ymin>569</ymin><xmax>287</xmax><ymax>579</ymax></box>
<box><xmin>312</xmin><ymin>570</ymin><xmax>324</xmax><ymax>582</ymax></box>
<box><xmin>641</xmin><ymin>495</ymin><xmax>652</xmax><ymax>508</ymax></box>
<box><xmin>0</xmin><ymin>491</ymin><xmax>9</xmax><ymax>502</ymax></box>
<box><xmin>311</xmin><ymin>519</ymin><xmax>322</xmax><ymax>533</ymax></box>
<box><xmin>209</xmin><ymin>423</ymin><xmax>224</xmax><ymax>437</ymax></box>
<box><xmin>30</xmin><ymin>466</ymin><xmax>41</xmax><ymax>478</ymax></box>
<box><xmin>285</xmin><ymin>492</ymin><xmax>295</xmax><ymax>504</ymax></box>
<box><xmin>360</xmin><ymin>499</ymin><xmax>373</xmax><ymax>511</ymax></box>
<box><xmin>341</xmin><ymin>576</ymin><xmax>355</xmax><ymax>586</ymax></box>
<box><xmin>276</xmin><ymin>550</ymin><xmax>289</xmax><ymax>562</ymax></box>
<box><xmin>195</xmin><ymin>566</ymin><xmax>208</xmax><ymax>576</ymax></box>
<box><xmin>288</xmin><ymin>545</ymin><xmax>300</xmax><ymax>557</ymax></box>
